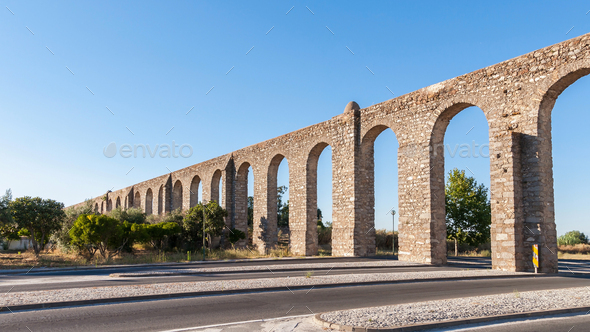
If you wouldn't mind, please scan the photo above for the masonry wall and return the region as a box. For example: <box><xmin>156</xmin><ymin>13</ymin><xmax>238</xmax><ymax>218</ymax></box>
<box><xmin>69</xmin><ymin>33</ymin><xmax>590</xmax><ymax>272</ymax></box>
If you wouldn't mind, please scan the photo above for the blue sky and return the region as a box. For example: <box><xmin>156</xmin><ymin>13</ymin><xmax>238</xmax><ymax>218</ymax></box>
<box><xmin>1</xmin><ymin>1</ymin><xmax>589</xmax><ymax>236</ymax></box>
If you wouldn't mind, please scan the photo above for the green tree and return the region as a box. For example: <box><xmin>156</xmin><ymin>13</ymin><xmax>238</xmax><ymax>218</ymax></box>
<box><xmin>141</xmin><ymin>222</ymin><xmax>182</xmax><ymax>251</ymax></box>
<box><xmin>0</xmin><ymin>189</ymin><xmax>12</xmax><ymax>225</ymax></box>
<box><xmin>53</xmin><ymin>200</ymin><xmax>94</xmax><ymax>252</ymax></box>
<box><xmin>0</xmin><ymin>189</ymin><xmax>19</xmax><ymax>242</ymax></box>
<box><xmin>11</xmin><ymin>196</ymin><xmax>65</xmax><ymax>256</ymax></box>
<box><xmin>558</xmin><ymin>230</ymin><xmax>588</xmax><ymax>246</ymax></box>
<box><xmin>277</xmin><ymin>186</ymin><xmax>289</xmax><ymax>227</ymax></box>
<box><xmin>445</xmin><ymin>168</ymin><xmax>491</xmax><ymax>255</ymax></box>
<box><xmin>69</xmin><ymin>214</ymin><xmax>129</xmax><ymax>259</ymax></box>
<box><xmin>183</xmin><ymin>201</ymin><xmax>228</xmax><ymax>250</ymax></box>
<box><xmin>227</xmin><ymin>228</ymin><xmax>246</xmax><ymax>249</ymax></box>
<box><xmin>247</xmin><ymin>196</ymin><xmax>254</xmax><ymax>227</ymax></box>
<box><xmin>108</xmin><ymin>207</ymin><xmax>146</xmax><ymax>224</ymax></box>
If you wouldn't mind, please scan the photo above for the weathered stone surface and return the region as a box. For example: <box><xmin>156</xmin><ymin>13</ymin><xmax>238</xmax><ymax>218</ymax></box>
<box><xmin>71</xmin><ymin>33</ymin><xmax>590</xmax><ymax>273</ymax></box>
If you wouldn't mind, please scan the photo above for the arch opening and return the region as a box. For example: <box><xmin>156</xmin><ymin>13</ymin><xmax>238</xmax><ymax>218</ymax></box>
<box><xmin>134</xmin><ymin>191</ymin><xmax>141</xmax><ymax>209</ymax></box>
<box><xmin>430</xmin><ymin>104</ymin><xmax>491</xmax><ymax>264</ymax></box>
<box><xmin>145</xmin><ymin>188</ymin><xmax>153</xmax><ymax>215</ymax></box>
<box><xmin>235</xmin><ymin>162</ymin><xmax>252</xmax><ymax>249</ymax></box>
<box><xmin>307</xmin><ymin>143</ymin><xmax>332</xmax><ymax>256</ymax></box>
<box><xmin>172</xmin><ymin>180</ymin><xmax>183</xmax><ymax>211</ymax></box>
<box><xmin>360</xmin><ymin>125</ymin><xmax>399</xmax><ymax>256</ymax></box>
<box><xmin>189</xmin><ymin>175</ymin><xmax>201</xmax><ymax>208</ymax></box>
<box><xmin>210</xmin><ymin>170</ymin><xmax>222</xmax><ymax>204</ymax></box>
<box><xmin>537</xmin><ymin>68</ymin><xmax>590</xmax><ymax>271</ymax></box>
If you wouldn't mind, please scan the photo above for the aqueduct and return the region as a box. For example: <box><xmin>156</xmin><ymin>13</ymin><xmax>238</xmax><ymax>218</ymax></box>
<box><xmin>74</xmin><ymin>33</ymin><xmax>590</xmax><ymax>273</ymax></box>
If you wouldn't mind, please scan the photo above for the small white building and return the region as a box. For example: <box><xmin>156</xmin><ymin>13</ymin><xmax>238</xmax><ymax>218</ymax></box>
<box><xmin>2</xmin><ymin>236</ymin><xmax>34</xmax><ymax>250</ymax></box>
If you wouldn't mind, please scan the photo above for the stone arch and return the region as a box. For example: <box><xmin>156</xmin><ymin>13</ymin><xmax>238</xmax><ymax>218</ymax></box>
<box><xmin>189</xmin><ymin>175</ymin><xmax>201</xmax><ymax>208</ymax></box>
<box><xmin>359</xmin><ymin>124</ymin><xmax>400</xmax><ymax>256</ymax></box>
<box><xmin>158</xmin><ymin>185</ymin><xmax>164</xmax><ymax>215</ymax></box>
<box><xmin>134</xmin><ymin>191</ymin><xmax>141</xmax><ymax>209</ymax></box>
<box><xmin>101</xmin><ymin>201</ymin><xmax>104</xmax><ymax>213</ymax></box>
<box><xmin>265</xmin><ymin>154</ymin><xmax>288</xmax><ymax>249</ymax></box>
<box><xmin>427</xmin><ymin>101</ymin><xmax>491</xmax><ymax>265</ymax></box>
<box><xmin>107</xmin><ymin>199</ymin><xmax>112</xmax><ymax>212</ymax></box>
<box><xmin>172</xmin><ymin>180</ymin><xmax>183</xmax><ymax>211</ymax></box>
<box><xmin>145</xmin><ymin>188</ymin><xmax>153</xmax><ymax>215</ymax></box>
<box><xmin>234</xmin><ymin>162</ymin><xmax>252</xmax><ymax>247</ymax></box>
<box><xmin>521</xmin><ymin>65</ymin><xmax>590</xmax><ymax>273</ymax></box>
<box><xmin>303</xmin><ymin>142</ymin><xmax>332</xmax><ymax>256</ymax></box>
<box><xmin>115</xmin><ymin>197</ymin><xmax>121</xmax><ymax>209</ymax></box>
<box><xmin>210</xmin><ymin>170</ymin><xmax>222</xmax><ymax>204</ymax></box>
<box><xmin>94</xmin><ymin>203</ymin><xmax>99</xmax><ymax>214</ymax></box>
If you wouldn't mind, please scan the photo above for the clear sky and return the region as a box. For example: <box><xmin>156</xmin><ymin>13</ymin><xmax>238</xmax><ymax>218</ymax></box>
<box><xmin>1</xmin><ymin>1</ymin><xmax>589</xmax><ymax>236</ymax></box>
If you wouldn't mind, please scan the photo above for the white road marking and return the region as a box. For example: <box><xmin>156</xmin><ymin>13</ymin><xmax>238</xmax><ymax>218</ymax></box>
<box><xmin>158</xmin><ymin>314</ymin><xmax>314</xmax><ymax>331</ymax></box>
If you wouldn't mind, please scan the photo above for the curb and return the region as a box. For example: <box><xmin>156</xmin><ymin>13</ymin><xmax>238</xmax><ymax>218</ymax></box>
<box><xmin>313</xmin><ymin>306</ymin><xmax>590</xmax><ymax>331</ymax></box>
<box><xmin>110</xmin><ymin>264</ymin><xmax>432</xmax><ymax>277</ymax></box>
<box><xmin>0</xmin><ymin>256</ymin><xmax>398</xmax><ymax>275</ymax></box>
<box><xmin>0</xmin><ymin>274</ymin><xmax>546</xmax><ymax>313</ymax></box>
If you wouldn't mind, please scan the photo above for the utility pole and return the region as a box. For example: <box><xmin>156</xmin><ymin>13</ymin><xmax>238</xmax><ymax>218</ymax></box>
<box><xmin>391</xmin><ymin>209</ymin><xmax>396</xmax><ymax>255</ymax></box>
<box><xmin>202</xmin><ymin>203</ymin><xmax>206</xmax><ymax>261</ymax></box>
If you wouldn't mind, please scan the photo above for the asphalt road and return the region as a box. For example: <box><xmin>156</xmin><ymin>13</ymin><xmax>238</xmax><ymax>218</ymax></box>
<box><xmin>0</xmin><ymin>265</ymin><xmax>466</xmax><ymax>293</ymax></box>
<box><xmin>440</xmin><ymin>313</ymin><xmax>590</xmax><ymax>332</ymax></box>
<box><xmin>1</xmin><ymin>275</ymin><xmax>589</xmax><ymax>332</ymax></box>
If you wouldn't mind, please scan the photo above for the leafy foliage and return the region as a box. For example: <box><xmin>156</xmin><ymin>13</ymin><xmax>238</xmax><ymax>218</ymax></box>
<box><xmin>558</xmin><ymin>230</ymin><xmax>589</xmax><ymax>246</ymax></box>
<box><xmin>227</xmin><ymin>228</ymin><xmax>246</xmax><ymax>248</ymax></box>
<box><xmin>138</xmin><ymin>222</ymin><xmax>182</xmax><ymax>251</ymax></box>
<box><xmin>10</xmin><ymin>196</ymin><xmax>65</xmax><ymax>255</ymax></box>
<box><xmin>53</xmin><ymin>200</ymin><xmax>94</xmax><ymax>252</ymax></box>
<box><xmin>0</xmin><ymin>189</ymin><xmax>19</xmax><ymax>241</ymax></box>
<box><xmin>247</xmin><ymin>196</ymin><xmax>253</xmax><ymax>227</ymax></box>
<box><xmin>183</xmin><ymin>201</ymin><xmax>228</xmax><ymax>250</ymax></box>
<box><xmin>108</xmin><ymin>207</ymin><xmax>146</xmax><ymax>224</ymax></box>
<box><xmin>277</xmin><ymin>185</ymin><xmax>289</xmax><ymax>227</ymax></box>
<box><xmin>445</xmin><ymin>168</ymin><xmax>491</xmax><ymax>247</ymax></box>
<box><xmin>69</xmin><ymin>214</ymin><xmax>130</xmax><ymax>259</ymax></box>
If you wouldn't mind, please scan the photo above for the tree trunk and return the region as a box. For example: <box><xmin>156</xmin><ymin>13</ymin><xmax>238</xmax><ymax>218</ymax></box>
<box><xmin>454</xmin><ymin>238</ymin><xmax>458</xmax><ymax>256</ymax></box>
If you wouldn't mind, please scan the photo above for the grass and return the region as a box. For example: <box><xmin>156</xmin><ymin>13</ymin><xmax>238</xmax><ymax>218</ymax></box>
<box><xmin>0</xmin><ymin>246</ymin><xmax>296</xmax><ymax>270</ymax></box>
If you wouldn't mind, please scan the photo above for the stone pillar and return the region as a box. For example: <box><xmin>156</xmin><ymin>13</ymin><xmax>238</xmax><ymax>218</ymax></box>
<box><xmin>233</xmin><ymin>163</ymin><xmax>250</xmax><ymax>248</ymax></box>
<box><xmin>332</xmin><ymin>101</ymin><xmax>367</xmax><ymax>256</ymax></box>
<box><xmin>398</xmin><ymin>139</ymin><xmax>447</xmax><ymax>265</ymax></box>
<box><xmin>289</xmin><ymin>153</ymin><xmax>319</xmax><ymax>256</ymax></box>
<box><xmin>489</xmin><ymin>131</ymin><xmax>528</xmax><ymax>271</ymax></box>
<box><xmin>252</xmin><ymin>167</ymin><xmax>273</xmax><ymax>253</ymax></box>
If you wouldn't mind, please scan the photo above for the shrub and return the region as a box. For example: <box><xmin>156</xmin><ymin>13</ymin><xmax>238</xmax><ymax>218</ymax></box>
<box><xmin>139</xmin><ymin>222</ymin><xmax>182</xmax><ymax>251</ymax></box>
<box><xmin>558</xmin><ymin>230</ymin><xmax>589</xmax><ymax>246</ymax></box>
<box><xmin>11</xmin><ymin>196</ymin><xmax>65</xmax><ymax>256</ymax></box>
<box><xmin>183</xmin><ymin>201</ymin><xmax>228</xmax><ymax>250</ymax></box>
<box><xmin>69</xmin><ymin>214</ymin><xmax>128</xmax><ymax>259</ymax></box>
<box><xmin>53</xmin><ymin>200</ymin><xmax>94</xmax><ymax>252</ymax></box>
<box><xmin>228</xmin><ymin>228</ymin><xmax>246</xmax><ymax>248</ymax></box>
<box><xmin>318</xmin><ymin>222</ymin><xmax>332</xmax><ymax>246</ymax></box>
<box><xmin>108</xmin><ymin>207</ymin><xmax>146</xmax><ymax>224</ymax></box>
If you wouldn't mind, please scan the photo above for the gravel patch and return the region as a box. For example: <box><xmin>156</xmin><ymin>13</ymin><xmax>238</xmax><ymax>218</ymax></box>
<box><xmin>320</xmin><ymin>286</ymin><xmax>590</xmax><ymax>329</ymax></box>
<box><xmin>1</xmin><ymin>270</ymin><xmax>520</xmax><ymax>307</ymax></box>
<box><xmin>109</xmin><ymin>260</ymin><xmax>423</xmax><ymax>277</ymax></box>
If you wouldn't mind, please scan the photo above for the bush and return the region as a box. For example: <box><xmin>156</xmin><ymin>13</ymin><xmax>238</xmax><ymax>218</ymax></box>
<box><xmin>53</xmin><ymin>200</ymin><xmax>94</xmax><ymax>253</ymax></box>
<box><xmin>69</xmin><ymin>214</ymin><xmax>130</xmax><ymax>259</ymax></box>
<box><xmin>228</xmin><ymin>228</ymin><xmax>246</xmax><ymax>248</ymax></box>
<box><xmin>137</xmin><ymin>222</ymin><xmax>182</xmax><ymax>251</ymax></box>
<box><xmin>558</xmin><ymin>230</ymin><xmax>589</xmax><ymax>246</ymax></box>
<box><xmin>183</xmin><ymin>201</ymin><xmax>228</xmax><ymax>251</ymax></box>
<box><xmin>375</xmin><ymin>229</ymin><xmax>398</xmax><ymax>251</ymax></box>
<box><xmin>318</xmin><ymin>222</ymin><xmax>332</xmax><ymax>246</ymax></box>
<box><xmin>108</xmin><ymin>207</ymin><xmax>146</xmax><ymax>224</ymax></box>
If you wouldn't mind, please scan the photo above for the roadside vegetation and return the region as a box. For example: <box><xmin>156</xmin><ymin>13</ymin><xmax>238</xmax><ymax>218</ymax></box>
<box><xmin>2</xmin><ymin>169</ymin><xmax>587</xmax><ymax>267</ymax></box>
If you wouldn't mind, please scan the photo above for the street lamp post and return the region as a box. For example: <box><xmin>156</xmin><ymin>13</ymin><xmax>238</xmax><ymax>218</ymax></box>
<box><xmin>202</xmin><ymin>203</ymin><xmax>206</xmax><ymax>261</ymax></box>
<box><xmin>391</xmin><ymin>210</ymin><xmax>396</xmax><ymax>255</ymax></box>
